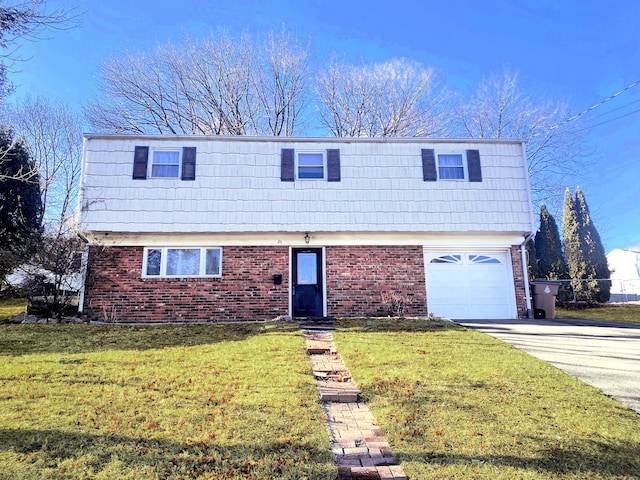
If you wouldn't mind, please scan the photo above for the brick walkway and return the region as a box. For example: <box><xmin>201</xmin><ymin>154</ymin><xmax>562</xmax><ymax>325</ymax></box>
<box><xmin>301</xmin><ymin>323</ymin><xmax>408</xmax><ymax>480</ymax></box>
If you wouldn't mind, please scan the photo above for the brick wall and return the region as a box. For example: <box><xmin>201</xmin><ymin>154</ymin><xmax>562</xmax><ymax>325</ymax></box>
<box><xmin>84</xmin><ymin>245</ymin><xmax>289</xmax><ymax>322</ymax></box>
<box><xmin>510</xmin><ymin>245</ymin><xmax>530</xmax><ymax>317</ymax></box>
<box><xmin>84</xmin><ymin>244</ymin><xmax>523</xmax><ymax>322</ymax></box>
<box><xmin>325</xmin><ymin>246</ymin><xmax>427</xmax><ymax>317</ymax></box>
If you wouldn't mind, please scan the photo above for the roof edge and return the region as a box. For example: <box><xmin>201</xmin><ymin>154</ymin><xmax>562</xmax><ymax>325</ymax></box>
<box><xmin>82</xmin><ymin>133</ymin><xmax>526</xmax><ymax>145</ymax></box>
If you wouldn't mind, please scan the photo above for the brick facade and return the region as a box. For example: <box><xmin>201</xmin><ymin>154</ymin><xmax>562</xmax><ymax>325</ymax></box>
<box><xmin>510</xmin><ymin>245</ymin><xmax>530</xmax><ymax>317</ymax></box>
<box><xmin>83</xmin><ymin>244</ymin><xmax>525</xmax><ymax>323</ymax></box>
<box><xmin>325</xmin><ymin>245</ymin><xmax>427</xmax><ymax>317</ymax></box>
<box><xmin>84</xmin><ymin>245</ymin><xmax>290</xmax><ymax>322</ymax></box>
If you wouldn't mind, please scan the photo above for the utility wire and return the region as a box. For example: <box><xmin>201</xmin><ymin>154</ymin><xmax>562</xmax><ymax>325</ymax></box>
<box><xmin>550</xmin><ymin>80</ymin><xmax>640</xmax><ymax>130</ymax></box>
<box><xmin>581</xmin><ymin>98</ymin><xmax>640</xmax><ymax>122</ymax></box>
<box><xmin>581</xmin><ymin>107</ymin><xmax>640</xmax><ymax>130</ymax></box>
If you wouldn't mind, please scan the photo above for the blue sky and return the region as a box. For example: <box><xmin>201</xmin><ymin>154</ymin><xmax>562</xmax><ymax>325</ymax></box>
<box><xmin>9</xmin><ymin>0</ymin><xmax>640</xmax><ymax>252</ymax></box>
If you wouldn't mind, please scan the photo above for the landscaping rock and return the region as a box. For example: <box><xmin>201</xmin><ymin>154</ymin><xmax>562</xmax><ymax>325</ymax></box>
<box><xmin>22</xmin><ymin>315</ymin><xmax>39</xmax><ymax>323</ymax></box>
<box><xmin>6</xmin><ymin>313</ymin><xmax>26</xmax><ymax>324</ymax></box>
<box><xmin>62</xmin><ymin>316</ymin><xmax>86</xmax><ymax>324</ymax></box>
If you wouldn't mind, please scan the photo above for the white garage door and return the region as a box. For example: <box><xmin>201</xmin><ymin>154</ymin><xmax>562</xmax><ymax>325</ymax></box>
<box><xmin>424</xmin><ymin>251</ymin><xmax>517</xmax><ymax>319</ymax></box>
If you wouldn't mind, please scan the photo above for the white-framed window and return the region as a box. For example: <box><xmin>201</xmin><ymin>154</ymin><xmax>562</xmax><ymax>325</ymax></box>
<box><xmin>143</xmin><ymin>247</ymin><xmax>222</xmax><ymax>278</ymax></box>
<box><xmin>437</xmin><ymin>153</ymin><xmax>465</xmax><ymax>180</ymax></box>
<box><xmin>297</xmin><ymin>151</ymin><xmax>325</xmax><ymax>179</ymax></box>
<box><xmin>469</xmin><ymin>254</ymin><xmax>501</xmax><ymax>264</ymax></box>
<box><xmin>430</xmin><ymin>254</ymin><xmax>462</xmax><ymax>264</ymax></box>
<box><xmin>150</xmin><ymin>149</ymin><xmax>181</xmax><ymax>178</ymax></box>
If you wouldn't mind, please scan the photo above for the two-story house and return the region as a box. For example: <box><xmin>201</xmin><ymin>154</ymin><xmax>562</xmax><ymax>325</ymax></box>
<box><xmin>78</xmin><ymin>135</ymin><xmax>535</xmax><ymax>322</ymax></box>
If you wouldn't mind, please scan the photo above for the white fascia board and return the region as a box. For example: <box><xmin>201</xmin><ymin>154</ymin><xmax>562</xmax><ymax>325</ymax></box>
<box><xmin>83</xmin><ymin>133</ymin><xmax>526</xmax><ymax>147</ymax></box>
<box><xmin>82</xmin><ymin>231</ymin><xmax>527</xmax><ymax>248</ymax></box>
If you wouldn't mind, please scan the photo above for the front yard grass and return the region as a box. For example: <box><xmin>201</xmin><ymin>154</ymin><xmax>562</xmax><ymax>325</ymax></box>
<box><xmin>334</xmin><ymin>319</ymin><xmax>640</xmax><ymax>480</ymax></box>
<box><xmin>2</xmin><ymin>319</ymin><xmax>639</xmax><ymax>479</ymax></box>
<box><xmin>556</xmin><ymin>304</ymin><xmax>640</xmax><ymax>325</ymax></box>
<box><xmin>0</xmin><ymin>298</ymin><xmax>26</xmax><ymax>321</ymax></box>
<box><xmin>0</xmin><ymin>323</ymin><xmax>335</xmax><ymax>479</ymax></box>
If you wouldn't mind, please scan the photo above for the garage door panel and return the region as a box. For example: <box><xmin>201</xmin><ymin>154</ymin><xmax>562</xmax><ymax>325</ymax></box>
<box><xmin>429</xmin><ymin>303</ymin><xmax>470</xmax><ymax>319</ymax></box>
<box><xmin>425</xmin><ymin>250</ymin><xmax>516</xmax><ymax>320</ymax></box>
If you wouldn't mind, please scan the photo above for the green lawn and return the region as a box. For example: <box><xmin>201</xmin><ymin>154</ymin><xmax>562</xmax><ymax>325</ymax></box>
<box><xmin>333</xmin><ymin>319</ymin><xmax>640</xmax><ymax>480</ymax></box>
<box><xmin>556</xmin><ymin>304</ymin><xmax>640</xmax><ymax>325</ymax></box>
<box><xmin>0</xmin><ymin>323</ymin><xmax>335</xmax><ymax>480</ymax></box>
<box><xmin>1</xmin><ymin>319</ymin><xmax>639</xmax><ymax>479</ymax></box>
<box><xmin>0</xmin><ymin>298</ymin><xmax>26</xmax><ymax>321</ymax></box>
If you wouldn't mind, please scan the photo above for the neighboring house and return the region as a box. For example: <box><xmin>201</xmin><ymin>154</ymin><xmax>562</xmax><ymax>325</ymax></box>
<box><xmin>607</xmin><ymin>249</ymin><xmax>640</xmax><ymax>302</ymax></box>
<box><xmin>78</xmin><ymin>135</ymin><xmax>535</xmax><ymax>322</ymax></box>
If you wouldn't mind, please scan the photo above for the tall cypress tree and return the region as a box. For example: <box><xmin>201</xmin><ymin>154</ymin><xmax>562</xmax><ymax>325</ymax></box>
<box><xmin>535</xmin><ymin>204</ymin><xmax>567</xmax><ymax>280</ymax></box>
<box><xmin>563</xmin><ymin>187</ymin><xmax>611</xmax><ymax>303</ymax></box>
<box><xmin>562</xmin><ymin>189</ymin><xmax>585</xmax><ymax>300</ymax></box>
<box><xmin>575</xmin><ymin>187</ymin><xmax>611</xmax><ymax>302</ymax></box>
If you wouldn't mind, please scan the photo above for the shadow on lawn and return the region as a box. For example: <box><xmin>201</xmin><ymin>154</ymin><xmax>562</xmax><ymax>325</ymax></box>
<box><xmin>396</xmin><ymin>437</ymin><xmax>640</xmax><ymax>477</ymax></box>
<box><xmin>0</xmin><ymin>322</ymin><xmax>301</xmax><ymax>356</ymax></box>
<box><xmin>333</xmin><ymin>318</ymin><xmax>465</xmax><ymax>334</ymax></box>
<box><xmin>0</xmin><ymin>427</ymin><xmax>335</xmax><ymax>478</ymax></box>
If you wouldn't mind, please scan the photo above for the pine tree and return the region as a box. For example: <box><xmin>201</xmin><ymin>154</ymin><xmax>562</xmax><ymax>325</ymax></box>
<box><xmin>0</xmin><ymin>129</ymin><xmax>42</xmax><ymax>281</ymax></box>
<box><xmin>535</xmin><ymin>204</ymin><xmax>567</xmax><ymax>280</ymax></box>
<box><xmin>575</xmin><ymin>187</ymin><xmax>611</xmax><ymax>302</ymax></box>
<box><xmin>562</xmin><ymin>187</ymin><xmax>611</xmax><ymax>303</ymax></box>
<box><xmin>562</xmin><ymin>189</ymin><xmax>585</xmax><ymax>300</ymax></box>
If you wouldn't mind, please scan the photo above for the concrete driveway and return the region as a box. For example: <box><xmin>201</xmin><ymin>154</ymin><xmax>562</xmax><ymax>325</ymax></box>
<box><xmin>456</xmin><ymin>317</ymin><xmax>640</xmax><ymax>415</ymax></box>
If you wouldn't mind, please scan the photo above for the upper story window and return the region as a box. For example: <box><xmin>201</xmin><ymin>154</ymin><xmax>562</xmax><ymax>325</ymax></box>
<box><xmin>281</xmin><ymin>148</ymin><xmax>340</xmax><ymax>182</ymax></box>
<box><xmin>133</xmin><ymin>146</ymin><xmax>197</xmax><ymax>181</ymax></box>
<box><xmin>422</xmin><ymin>149</ymin><xmax>482</xmax><ymax>182</ymax></box>
<box><xmin>297</xmin><ymin>152</ymin><xmax>325</xmax><ymax>179</ymax></box>
<box><xmin>437</xmin><ymin>154</ymin><xmax>465</xmax><ymax>180</ymax></box>
<box><xmin>151</xmin><ymin>150</ymin><xmax>181</xmax><ymax>178</ymax></box>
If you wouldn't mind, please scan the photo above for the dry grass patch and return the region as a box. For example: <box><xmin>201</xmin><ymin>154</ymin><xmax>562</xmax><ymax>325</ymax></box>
<box><xmin>0</xmin><ymin>323</ymin><xmax>335</xmax><ymax>479</ymax></box>
<box><xmin>557</xmin><ymin>304</ymin><xmax>640</xmax><ymax>325</ymax></box>
<box><xmin>0</xmin><ymin>298</ymin><xmax>27</xmax><ymax>321</ymax></box>
<box><xmin>334</xmin><ymin>318</ymin><xmax>640</xmax><ymax>479</ymax></box>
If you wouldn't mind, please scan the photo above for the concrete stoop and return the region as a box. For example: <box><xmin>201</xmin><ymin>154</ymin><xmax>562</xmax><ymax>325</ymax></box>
<box><xmin>301</xmin><ymin>324</ymin><xmax>408</xmax><ymax>480</ymax></box>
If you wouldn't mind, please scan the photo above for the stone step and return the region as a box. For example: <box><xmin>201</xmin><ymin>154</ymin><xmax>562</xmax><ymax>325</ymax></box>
<box><xmin>317</xmin><ymin>383</ymin><xmax>361</xmax><ymax>403</ymax></box>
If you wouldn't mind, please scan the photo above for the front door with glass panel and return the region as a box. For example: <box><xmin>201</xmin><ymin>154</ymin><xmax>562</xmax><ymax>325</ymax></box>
<box><xmin>292</xmin><ymin>248</ymin><xmax>323</xmax><ymax>317</ymax></box>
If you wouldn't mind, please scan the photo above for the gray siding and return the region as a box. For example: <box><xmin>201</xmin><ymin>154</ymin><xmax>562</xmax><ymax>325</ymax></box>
<box><xmin>79</xmin><ymin>136</ymin><xmax>533</xmax><ymax>235</ymax></box>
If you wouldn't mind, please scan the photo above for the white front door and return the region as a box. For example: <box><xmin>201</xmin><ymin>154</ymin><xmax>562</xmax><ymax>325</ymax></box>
<box><xmin>424</xmin><ymin>251</ymin><xmax>516</xmax><ymax>319</ymax></box>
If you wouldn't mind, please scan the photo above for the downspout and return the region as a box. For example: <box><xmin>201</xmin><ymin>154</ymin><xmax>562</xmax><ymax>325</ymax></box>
<box><xmin>76</xmin><ymin>233</ymin><xmax>89</xmax><ymax>314</ymax></box>
<box><xmin>521</xmin><ymin>233</ymin><xmax>534</xmax><ymax>318</ymax></box>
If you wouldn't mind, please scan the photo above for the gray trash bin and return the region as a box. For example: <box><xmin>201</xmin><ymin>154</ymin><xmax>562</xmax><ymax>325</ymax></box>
<box><xmin>530</xmin><ymin>280</ymin><xmax>562</xmax><ymax>319</ymax></box>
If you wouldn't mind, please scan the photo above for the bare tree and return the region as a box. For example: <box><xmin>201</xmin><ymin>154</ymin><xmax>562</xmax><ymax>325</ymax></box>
<box><xmin>87</xmin><ymin>28</ymin><xmax>309</xmax><ymax>136</ymax></box>
<box><xmin>455</xmin><ymin>69</ymin><xmax>590</xmax><ymax>206</ymax></box>
<box><xmin>8</xmin><ymin>96</ymin><xmax>82</xmax><ymax>233</ymax></box>
<box><xmin>4</xmin><ymin>96</ymin><xmax>85</xmax><ymax>313</ymax></box>
<box><xmin>253</xmin><ymin>27</ymin><xmax>309</xmax><ymax>136</ymax></box>
<box><xmin>0</xmin><ymin>1</ymin><xmax>81</xmax><ymax>100</ymax></box>
<box><xmin>316</xmin><ymin>58</ymin><xmax>450</xmax><ymax>137</ymax></box>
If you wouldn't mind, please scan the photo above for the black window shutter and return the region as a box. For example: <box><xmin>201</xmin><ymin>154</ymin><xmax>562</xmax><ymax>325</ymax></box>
<box><xmin>421</xmin><ymin>149</ymin><xmax>437</xmax><ymax>181</ymax></box>
<box><xmin>281</xmin><ymin>148</ymin><xmax>295</xmax><ymax>181</ymax></box>
<box><xmin>327</xmin><ymin>149</ymin><xmax>341</xmax><ymax>182</ymax></box>
<box><xmin>133</xmin><ymin>146</ymin><xmax>149</xmax><ymax>179</ymax></box>
<box><xmin>467</xmin><ymin>149</ymin><xmax>482</xmax><ymax>182</ymax></box>
<box><xmin>181</xmin><ymin>146</ymin><xmax>197</xmax><ymax>180</ymax></box>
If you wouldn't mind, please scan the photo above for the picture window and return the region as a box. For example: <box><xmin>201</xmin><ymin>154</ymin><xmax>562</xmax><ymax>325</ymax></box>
<box><xmin>143</xmin><ymin>247</ymin><xmax>222</xmax><ymax>278</ymax></box>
